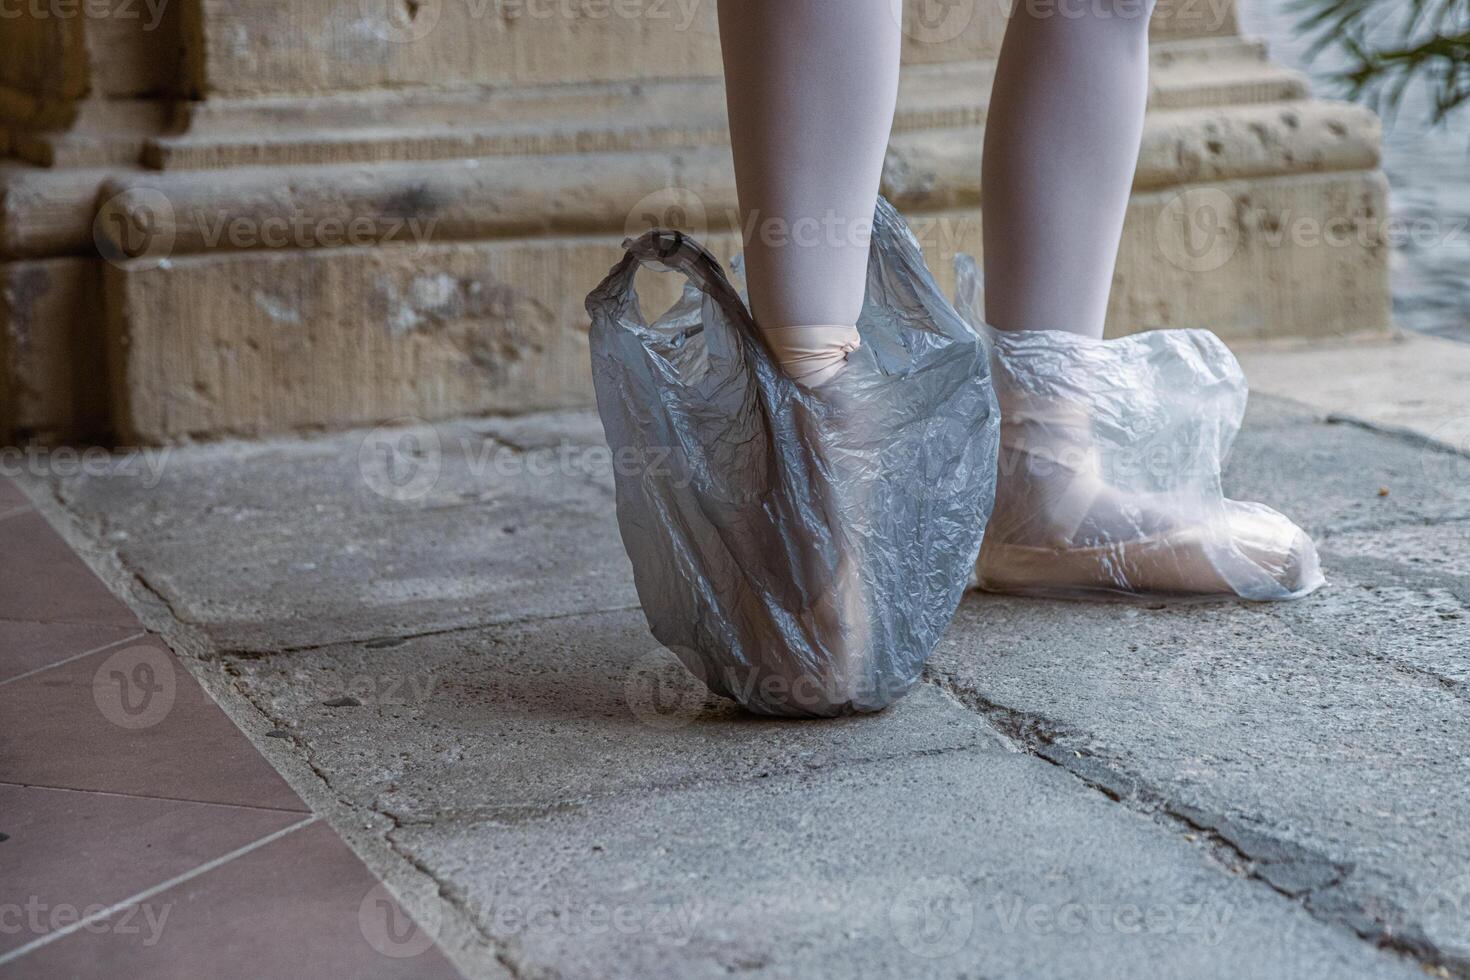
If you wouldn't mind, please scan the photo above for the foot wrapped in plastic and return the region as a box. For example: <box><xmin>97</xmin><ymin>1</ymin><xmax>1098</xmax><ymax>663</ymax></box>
<box><xmin>952</xmin><ymin>256</ymin><xmax>1324</xmax><ymax>601</ymax></box>
<box><xmin>585</xmin><ymin>200</ymin><xmax>1000</xmax><ymax>717</ymax></box>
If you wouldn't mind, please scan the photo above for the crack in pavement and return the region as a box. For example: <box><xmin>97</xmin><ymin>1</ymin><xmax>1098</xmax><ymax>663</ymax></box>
<box><xmin>1277</xmin><ymin>613</ymin><xmax>1469</xmax><ymax>703</ymax></box>
<box><xmin>226</xmin><ymin>604</ymin><xmax>647</xmax><ymax>659</ymax></box>
<box><xmin>493</xmin><ymin>437</ymin><xmax>616</xmax><ymax>494</ymax></box>
<box><xmin>921</xmin><ymin>668</ymin><xmax>1469</xmax><ymax>979</ymax></box>
<box><xmin>1323</xmin><ymin>413</ymin><xmax>1470</xmax><ymax>459</ymax></box>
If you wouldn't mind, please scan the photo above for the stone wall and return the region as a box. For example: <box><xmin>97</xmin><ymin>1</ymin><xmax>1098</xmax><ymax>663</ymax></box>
<box><xmin>0</xmin><ymin>0</ymin><xmax>1389</xmax><ymax>443</ymax></box>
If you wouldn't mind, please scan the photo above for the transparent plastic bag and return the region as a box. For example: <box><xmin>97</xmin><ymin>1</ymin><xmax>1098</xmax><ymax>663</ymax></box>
<box><xmin>585</xmin><ymin>199</ymin><xmax>1000</xmax><ymax>717</ymax></box>
<box><xmin>952</xmin><ymin>254</ymin><xmax>1324</xmax><ymax>601</ymax></box>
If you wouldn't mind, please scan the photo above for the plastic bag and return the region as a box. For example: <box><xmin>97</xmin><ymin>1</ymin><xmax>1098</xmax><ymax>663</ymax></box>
<box><xmin>952</xmin><ymin>253</ymin><xmax>1324</xmax><ymax>601</ymax></box>
<box><xmin>586</xmin><ymin>199</ymin><xmax>1000</xmax><ymax>717</ymax></box>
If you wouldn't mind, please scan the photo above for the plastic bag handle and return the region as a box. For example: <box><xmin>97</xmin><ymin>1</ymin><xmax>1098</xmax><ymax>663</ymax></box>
<box><xmin>613</xmin><ymin>229</ymin><xmax>761</xmax><ymax>340</ymax></box>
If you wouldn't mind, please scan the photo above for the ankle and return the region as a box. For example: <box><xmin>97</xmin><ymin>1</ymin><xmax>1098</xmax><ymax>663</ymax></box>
<box><xmin>762</xmin><ymin>323</ymin><xmax>861</xmax><ymax>389</ymax></box>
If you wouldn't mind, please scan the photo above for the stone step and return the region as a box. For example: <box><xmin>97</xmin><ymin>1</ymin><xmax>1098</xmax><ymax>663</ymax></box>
<box><xmin>147</xmin><ymin>39</ymin><xmax>1305</xmax><ymax>169</ymax></box>
<box><xmin>98</xmin><ymin>167</ymin><xmax>1389</xmax><ymax>443</ymax></box>
<box><xmin>90</xmin><ymin>98</ymin><xmax>1378</xmax><ymax>262</ymax></box>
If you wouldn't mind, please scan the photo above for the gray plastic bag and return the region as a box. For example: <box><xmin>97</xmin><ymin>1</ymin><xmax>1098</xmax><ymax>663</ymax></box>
<box><xmin>586</xmin><ymin>199</ymin><xmax>1000</xmax><ymax>717</ymax></box>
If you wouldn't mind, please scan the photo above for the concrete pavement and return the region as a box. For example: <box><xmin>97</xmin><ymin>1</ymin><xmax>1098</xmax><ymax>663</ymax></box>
<box><xmin>16</xmin><ymin>385</ymin><xmax>1469</xmax><ymax>978</ymax></box>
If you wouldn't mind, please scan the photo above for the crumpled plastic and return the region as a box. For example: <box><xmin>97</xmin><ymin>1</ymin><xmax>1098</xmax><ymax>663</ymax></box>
<box><xmin>585</xmin><ymin>199</ymin><xmax>1000</xmax><ymax>717</ymax></box>
<box><xmin>952</xmin><ymin>253</ymin><xmax>1325</xmax><ymax>601</ymax></box>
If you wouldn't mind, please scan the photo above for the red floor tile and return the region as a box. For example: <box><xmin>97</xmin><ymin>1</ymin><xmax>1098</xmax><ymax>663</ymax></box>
<box><xmin>0</xmin><ymin>620</ymin><xmax>142</xmax><ymax>685</ymax></box>
<box><xmin>0</xmin><ymin>510</ymin><xmax>135</xmax><ymax>626</ymax></box>
<box><xmin>2</xmin><ymin>821</ymin><xmax>463</xmax><ymax>979</ymax></box>
<box><xmin>0</xmin><ymin>635</ymin><xmax>306</xmax><ymax>812</ymax></box>
<box><xmin>0</xmin><ymin>478</ymin><xmax>28</xmax><ymax>514</ymax></box>
<box><xmin>0</xmin><ymin>785</ymin><xmax>310</xmax><ymax>957</ymax></box>
<box><xmin>0</xmin><ymin>481</ymin><xmax>460</xmax><ymax>977</ymax></box>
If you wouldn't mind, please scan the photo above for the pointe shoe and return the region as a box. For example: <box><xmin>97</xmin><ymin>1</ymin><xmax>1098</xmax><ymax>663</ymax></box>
<box><xmin>973</xmin><ymin>325</ymin><xmax>1325</xmax><ymax>601</ymax></box>
<box><xmin>763</xmin><ymin>324</ymin><xmax>862</xmax><ymax>389</ymax></box>
<box><xmin>780</xmin><ymin>379</ymin><xmax>876</xmax><ymax>710</ymax></box>
<box><xmin>802</xmin><ymin>552</ymin><xmax>872</xmax><ymax>707</ymax></box>
<box><xmin>976</xmin><ymin>452</ymin><xmax>1322</xmax><ymax>598</ymax></box>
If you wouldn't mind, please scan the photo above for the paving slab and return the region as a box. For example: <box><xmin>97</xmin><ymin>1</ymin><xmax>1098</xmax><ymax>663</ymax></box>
<box><xmin>0</xmin><ymin>619</ymin><xmax>141</xmax><ymax>684</ymax></box>
<box><xmin>0</xmin><ymin>477</ymin><xmax>29</xmax><ymax>513</ymax></box>
<box><xmin>0</xmin><ymin>635</ymin><xmax>306</xmax><ymax>812</ymax></box>
<box><xmin>923</xmin><ymin>393</ymin><xmax>1464</xmax><ymax>963</ymax></box>
<box><xmin>222</xmin><ymin>609</ymin><xmax>1006</xmax><ymax>823</ymax></box>
<box><xmin>0</xmin><ymin>510</ymin><xmax>138</xmax><ymax>626</ymax></box>
<box><xmin>53</xmin><ymin>421</ymin><xmax>634</xmax><ymax>653</ymax></box>
<box><xmin>931</xmin><ymin>581</ymin><xmax>1470</xmax><ymax>965</ymax></box>
<box><xmin>392</xmin><ymin>753</ymin><xmax>1420</xmax><ymax>979</ymax></box>
<box><xmin>0</xmin><ymin>496</ymin><xmax>461</xmax><ymax>978</ymax></box>
<box><xmin>1239</xmin><ymin>333</ymin><xmax>1470</xmax><ymax>452</ymax></box>
<box><xmin>1227</xmin><ymin>397</ymin><xmax>1470</xmax><ymax>538</ymax></box>
<box><xmin>1323</xmin><ymin>521</ymin><xmax>1470</xmax><ymax>588</ymax></box>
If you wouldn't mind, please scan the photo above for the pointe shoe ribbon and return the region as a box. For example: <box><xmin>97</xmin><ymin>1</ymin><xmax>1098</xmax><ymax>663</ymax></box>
<box><xmin>763</xmin><ymin>324</ymin><xmax>862</xmax><ymax>388</ymax></box>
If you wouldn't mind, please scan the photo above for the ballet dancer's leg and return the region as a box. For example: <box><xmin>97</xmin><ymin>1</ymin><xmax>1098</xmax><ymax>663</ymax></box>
<box><xmin>718</xmin><ymin>0</ymin><xmax>902</xmax><ymax>708</ymax></box>
<box><xmin>719</xmin><ymin>0</ymin><xmax>900</xmax><ymax>387</ymax></box>
<box><xmin>975</xmin><ymin>0</ymin><xmax>1320</xmax><ymax>597</ymax></box>
<box><xmin>981</xmin><ymin>0</ymin><xmax>1155</xmax><ymax>338</ymax></box>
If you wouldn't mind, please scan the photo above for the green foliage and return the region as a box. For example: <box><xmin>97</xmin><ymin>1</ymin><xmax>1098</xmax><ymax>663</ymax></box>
<box><xmin>1291</xmin><ymin>0</ymin><xmax>1470</xmax><ymax>125</ymax></box>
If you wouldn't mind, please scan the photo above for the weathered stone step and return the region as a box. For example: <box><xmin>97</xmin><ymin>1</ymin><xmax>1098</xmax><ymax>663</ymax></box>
<box><xmin>86</xmin><ymin>98</ymin><xmax>1377</xmax><ymax>262</ymax></box>
<box><xmin>146</xmin><ymin>39</ymin><xmax>1304</xmax><ymax>169</ymax></box>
